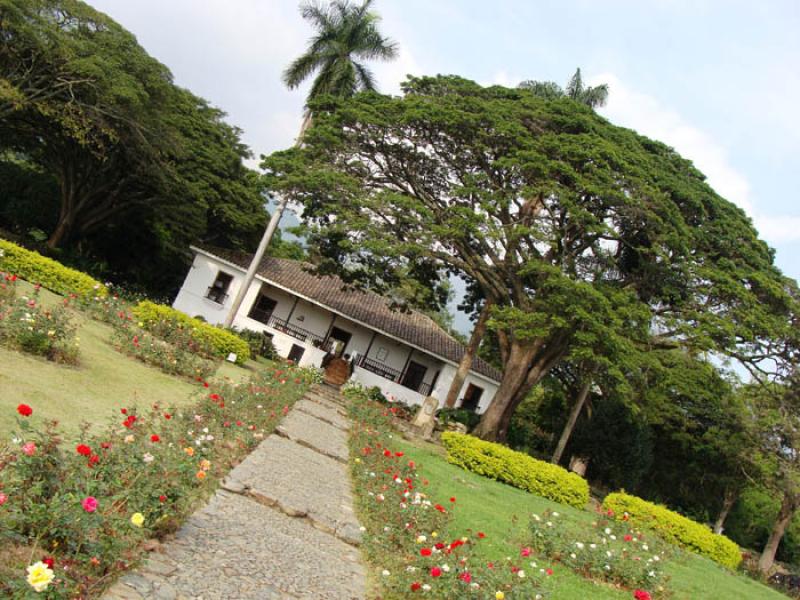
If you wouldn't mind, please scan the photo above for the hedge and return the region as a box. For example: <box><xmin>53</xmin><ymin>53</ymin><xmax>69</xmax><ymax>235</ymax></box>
<box><xmin>132</xmin><ymin>300</ymin><xmax>250</xmax><ymax>365</ymax></box>
<box><xmin>603</xmin><ymin>492</ymin><xmax>742</xmax><ymax>569</ymax></box>
<box><xmin>441</xmin><ymin>432</ymin><xmax>590</xmax><ymax>509</ymax></box>
<box><xmin>0</xmin><ymin>238</ymin><xmax>106</xmax><ymax>298</ymax></box>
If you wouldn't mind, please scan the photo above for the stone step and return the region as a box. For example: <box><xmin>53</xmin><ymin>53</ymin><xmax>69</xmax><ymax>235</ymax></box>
<box><xmin>276</xmin><ymin>410</ymin><xmax>349</xmax><ymax>463</ymax></box>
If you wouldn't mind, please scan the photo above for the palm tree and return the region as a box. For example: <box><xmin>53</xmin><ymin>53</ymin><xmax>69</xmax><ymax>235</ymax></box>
<box><xmin>224</xmin><ymin>0</ymin><xmax>397</xmax><ymax>327</ymax></box>
<box><xmin>519</xmin><ymin>68</ymin><xmax>609</xmax><ymax>108</ymax></box>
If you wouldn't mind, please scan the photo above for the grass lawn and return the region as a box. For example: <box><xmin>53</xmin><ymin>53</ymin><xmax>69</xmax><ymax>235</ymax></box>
<box><xmin>0</xmin><ymin>282</ymin><xmax>255</xmax><ymax>439</ymax></box>
<box><xmin>393</xmin><ymin>436</ymin><xmax>785</xmax><ymax>600</ymax></box>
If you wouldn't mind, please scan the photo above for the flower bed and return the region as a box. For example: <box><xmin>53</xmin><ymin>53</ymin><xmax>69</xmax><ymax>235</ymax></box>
<box><xmin>441</xmin><ymin>432</ymin><xmax>590</xmax><ymax>509</ymax></box>
<box><xmin>344</xmin><ymin>382</ymin><xmax>549</xmax><ymax>599</ymax></box>
<box><xmin>0</xmin><ymin>273</ymin><xmax>80</xmax><ymax>363</ymax></box>
<box><xmin>602</xmin><ymin>492</ymin><xmax>742</xmax><ymax>569</ymax></box>
<box><xmin>0</xmin><ymin>364</ymin><xmax>314</xmax><ymax>597</ymax></box>
<box><xmin>0</xmin><ymin>239</ymin><xmax>106</xmax><ymax>298</ymax></box>
<box><xmin>528</xmin><ymin>507</ymin><xmax>669</xmax><ymax>597</ymax></box>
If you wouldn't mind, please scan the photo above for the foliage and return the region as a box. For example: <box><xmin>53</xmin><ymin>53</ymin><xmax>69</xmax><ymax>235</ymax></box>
<box><xmin>0</xmin><ymin>365</ymin><xmax>312</xmax><ymax>598</ymax></box>
<box><xmin>262</xmin><ymin>74</ymin><xmax>798</xmax><ymax>441</ymax></box>
<box><xmin>131</xmin><ymin>301</ymin><xmax>250</xmax><ymax>364</ymax></box>
<box><xmin>602</xmin><ymin>492</ymin><xmax>742</xmax><ymax>569</ymax></box>
<box><xmin>726</xmin><ymin>486</ymin><xmax>800</xmax><ymax>565</ymax></box>
<box><xmin>441</xmin><ymin>432</ymin><xmax>590</xmax><ymax>509</ymax></box>
<box><xmin>0</xmin><ymin>273</ymin><xmax>79</xmax><ymax>363</ymax></box>
<box><xmin>344</xmin><ymin>383</ymin><xmax>549</xmax><ymax>599</ymax></box>
<box><xmin>436</xmin><ymin>407</ymin><xmax>481</xmax><ymax>431</ymax></box>
<box><xmin>528</xmin><ymin>507</ymin><xmax>670</xmax><ymax>594</ymax></box>
<box><xmin>110</xmin><ymin>325</ymin><xmax>216</xmax><ymax>380</ymax></box>
<box><xmin>519</xmin><ymin>68</ymin><xmax>609</xmax><ymax>108</ymax></box>
<box><xmin>0</xmin><ymin>238</ymin><xmax>105</xmax><ymax>298</ymax></box>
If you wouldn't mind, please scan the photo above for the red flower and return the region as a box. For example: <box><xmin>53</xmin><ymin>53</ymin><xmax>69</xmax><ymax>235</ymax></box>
<box><xmin>458</xmin><ymin>571</ymin><xmax>472</xmax><ymax>583</ymax></box>
<box><xmin>633</xmin><ymin>591</ymin><xmax>652</xmax><ymax>600</ymax></box>
<box><xmin>545</xmin><ymin>568</ymin><xmax>554</xmax><ymax>576</ymax></box>
<box><xmin>477</xmin><ymin>532</ymin><xmax>486</xmax><ymax>539</ymax></box>
<box><xmin>434</xmin><ymin>504</ymin><xmax>446</xmax><ymax>513</ymax></box>
<box><xmin>435</xmin><ymin>542</ymin><xmax>445</xmax><ymax>550</ymax></box>
<box><xmin>449</xmin><ymin>496</ymin><xmax>456</xmax><ymax>503</ymax></box>
<box><xmin>203</xmin><ymin>381</ymin><xmax>209</xmax><ymax>388</ymax></box>
<box><xmin>121</xmin><ymin>408</ymin><xmax>127</xmax><ymax>414</ymax></box>
<box><xmin>430</xmin><ymin>567</ymin><xmax>442</xmax><ymax>577</ymax></box>
<box><xmin>150</xmin><ymin>434</ymin><xmax>160</xmax><ymax>443</ymax></box>
<box><xmin>521</xmin><ymin>547</ymin><xmax>531</xmax><ymax>557</ymax></box>
<box><xmin>410</xmin><ymin>582</ymin><xmax>421</xmax><ymax>592</ymax></box>
<box><xmin>88</xmin><ymin>454</ymin><xmax>100</xmax><ymax>467</ymax></box>
<box><xmin>16</xmin><ymin>404</ymin><xmax>32</xmax><ymax>417</ymax></box>
<box><xmin>159</xmin><ymin>495</ymin><xmax>167</xmax><ymax>503</ymax></box>
<box><xmin>383</xmin><ymin>449</ymin><xmax>392</xmax><ymax>457</ymax></box>
<box><xmin>42</xmin><ymin>557</ymin><xmax>55</xmax><ymax>569</ymax></box>
<box><xmin>624</xmin><ymin>534</ymin><xmax>633</xmax><ymax>542</ymax></box>
<box><xmin>76</xmin><ymin>444</ymin><xmax>92</xmax><ymax>456</ymax></box>
<box><xmin>101</xmin><ymin>442</ymin><xmax>111</xmax><ymax>449</ymax></box>
<box><xmin>164</xmin><ymin>413</ymin><xmax>172</xmax><ymax>420</ymax></box>
<box><xmin>420</xmin><ymin>548</ymin><xmax>432</xmax><ymax>557</ymax></box>
<box><xmin>395</xmin><ymin>451</ymin><xmax>404</xmax><ymax>457</ymax></box>
<box><xmin>209</xmin><ymin>393</ymin><xmax>221</xmax><ymax>401</ymax></box>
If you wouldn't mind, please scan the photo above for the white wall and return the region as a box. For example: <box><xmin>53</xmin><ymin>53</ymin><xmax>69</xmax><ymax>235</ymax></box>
<box><xmin>430</xmin><ymin>364</ymin><xmax>500</xmax><ymax>413</ymax></box>
<box><xmin>350</xmin><ymin>366</ymin><xmax>428</xmax><ymax>407</ymax></box>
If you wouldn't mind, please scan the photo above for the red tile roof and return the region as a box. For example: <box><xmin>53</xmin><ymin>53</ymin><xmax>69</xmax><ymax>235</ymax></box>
<box><xmin>193</xmin><ymin>245</ymin><xmax>503</xmax><ymax>382</ymax></box>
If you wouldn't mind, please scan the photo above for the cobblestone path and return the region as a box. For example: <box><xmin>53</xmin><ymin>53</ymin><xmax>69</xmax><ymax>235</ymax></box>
<box><xmin>104</xmin><ymin>385</ymin><xmax>365</xmax><ymax>600</ymax></box>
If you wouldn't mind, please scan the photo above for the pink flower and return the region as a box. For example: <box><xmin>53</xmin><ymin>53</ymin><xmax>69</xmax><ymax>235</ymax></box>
<box><xmin>633</xmin><ymin>591</ymin><xmax>652</xmax><ymax>600</ymax></box>
<box><xmin>21</xmin><ymin>442</ymin><xmax>36</xmax><ymax>456</ymax></box>
<box><xmin>0</xmin><ymin>492</ymin><xmax>7</xmax><ymax>506</ymax></box>
<box><xmin>521</xmin><ymin>547</ymin><xmax>531</xmax><ymax>557</ymax></box>
<box><xmin>82</xmin><ymin>496</ymin><xmax>98</xmax><ymax>513</ymax></box>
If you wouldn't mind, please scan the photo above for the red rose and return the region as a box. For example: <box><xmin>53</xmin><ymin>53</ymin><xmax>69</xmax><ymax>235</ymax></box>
<box><xmin>394</xmin><ymin>451</ymin><xmax>404</xmax><ymax>457</ymax></box>
<box><xmin>76</xmin><ymin>444</ymin><xmax>92</xmax><ymax>456</ymax></box>
<box><xmin>477</xmin><ymin>532</ymin><xmax>486</xmax><ymax>539</ymax></box>
<box><xmin>383</xmin><ymin>449</ymin><xmax>391</xmax><ymax>457</ymax></box>
<box><xmin>121</xmin><ymin>408</ymin><xmax>127</xmax><ymax>414</ymax></box>
<box><xmin>209</xmin><ymin>393</ymin><xmax>220</xmax><ymax>401</ymax></box>
<box><xmin>521</xmin><ymin>547</ymin><xmax>531</xmax><ymax>557</ymax></box>
<box><xmin>633</xmin><ymin>591</ymin><xmax>652</xmax><ymax>600</ymax></box>
<box><xmin>410</xmin><ymin>582</ymin><xmax>421</xmax><ymax>592</ymax></box>
<box><xmin>434</xmin><ymin>504</ymin><xmax>446</xmax><ymax>513</ymax></box>
<box><xmin>624</xmin><ymin>534</ymin><xmax>633</xmax><ymax>542</ymax></box>
<box><xmin>430</xmin><ymin>567</ymin><xmax>442</xmax><ymax>577</ymax></box>
<box><xmin>150</xmin><ymin>434</ymin><xmax>160</xmax><ymax>443</ymax></box>
<box><xmin>420</xmin><ymin>548</ymin><xmax>432</xmax><ymax>557</ymax></box>
<box><xmin>546</xmin><ymin>568</ymin><xmax>554</xmax><ymax>576</ymax></box>
<box><xmin>16</xmin><ymin>404</ymin><xmax>32</xmax><ymax>417</ymax></box>
<box><xmin>450</xmin><ymin>497</ymin><xmax>456</xmax><ymax>503</ymax></box>
<box><xmin>164</xmin><ymin>413</ymin><xmax>172</xmax><ymax>420</ymax></box>
<box><xmin>435</xmin><ymin>542</ymin><xmax>445</xmax><ymax>550</ymax></box>
<box><xmin>159</xmin><ymin>495</ymin><xmax>167</xmax><ymax>503</ymax></box>
<box><xmin>459</xmin><ymin>571</ymin><xmax>471</xmax><ymax>583</ymax></box>
<box><xmin>42</xmin><ymin>557</ymin><xmax>55</xmax><ymax>569</ymax></box>
<box><xmin>203</xmin><ymin>381</ymin><xmax>209</xmax><ymax>388</ymax></box>
<box><xmin>101</xmin><ymin>442</ymin><xmax>111</xmax><ymax>449</ymax></box>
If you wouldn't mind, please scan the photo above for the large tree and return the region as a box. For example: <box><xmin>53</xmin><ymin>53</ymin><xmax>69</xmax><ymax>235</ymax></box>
<box><xmin>263</xmin><ymin>75</ymin><xmax>797</xmax><ymax>441</ymax></box>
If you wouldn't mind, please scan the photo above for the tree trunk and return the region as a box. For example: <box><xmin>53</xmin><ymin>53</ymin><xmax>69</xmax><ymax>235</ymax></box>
<box><xmin>472</xmin><ymin>341</ymin><xmax>541</xmax><ymax>442</ymax></box>
<box><xmin>551</xmin><ymin>377</ymin><xmax>592</xmax><ymax>465</ymax></box>
<box><xmin>46</xmin><ymin>215</ymin><xmax>73</xmax><ymax>249</ymax></box>
<box><xmin>759</xmin><ymin>492</ymin><xmax>796</xmax><ymax>573</ymax></box>
<box><xmin>713</xmin><ymin>487</ymin><xmax>739</xmax><ymax>535</ymax></box>
<box><xmin>445</xmin><ymin>300</ymin><xmax>493</xmax><ymax>408</ymax></box>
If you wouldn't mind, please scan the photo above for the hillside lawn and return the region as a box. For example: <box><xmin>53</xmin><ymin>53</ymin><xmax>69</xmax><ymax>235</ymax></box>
<box><xmin>0</xmin><ymin>281</ymin><xmax>257</xmax><ymax>438</ymax></box>
<box><xmin>393</xmin><ymin>436</ymin><xmax>785</xmax><ymax>600</ymax></box>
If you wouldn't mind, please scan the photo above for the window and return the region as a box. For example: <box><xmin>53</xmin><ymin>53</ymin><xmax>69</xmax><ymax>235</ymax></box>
<box><xmin>460</xmin><ymin>383</ymin><xmax>484</xmax><ymax>412</ymax></box>
<box><xmin>248</xmin><ymin>293</ymin><xmax>277</xmax><ymax>324</ymax></box>
<box><xmin>206</xmin><ymin>271</ymin><xmax>233</xmax><ymax>304</ymax></box>
<box><xmin>287</xmin><ymin>344</ymin><xmax>305</xmax><ymax>364</ymax></box>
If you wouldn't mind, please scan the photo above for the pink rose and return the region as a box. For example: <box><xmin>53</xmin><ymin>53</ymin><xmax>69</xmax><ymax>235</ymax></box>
<box><xmin>82</xmin><ymin>496</ymin><xmax>98</xmax><ymax>513</ymax></box>
<box><xmin>521</xmin><ymin>547</ymin><xmax>532</xmax><ymax>557</ymax></box>
<box><xmin>21</xmin><ymin>442</ymin><xmax>36</xmax><ymax>456</ymax></box>
<box><xmin>0</xmin><ymin>492</ymin><xmax>7</xmax><ymax>506</ymax></box>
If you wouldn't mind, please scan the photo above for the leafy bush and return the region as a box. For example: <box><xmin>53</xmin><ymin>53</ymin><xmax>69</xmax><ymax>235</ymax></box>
<box><xmin>602</xmin><ymin>492</ymin><xmax>742</xmax><ymax>569</ymax></box>
<box><xmin>132</xmin><ymin>300</ymin><xmax>250</xmax><ymax>364</ymax></box>
<box><xmin>441</xmin><ymin>432</ymin><xmax>590</xmax><ymax>509</ymax></box>
<box><xmin>0</xmin><ymin>238</ymin><xmax>106</xmax><ymax>298</ymax></box>
<box><xmin>0</xmin><ymin>366</ymin><xmax>311</xmax><ymax>597</ymax></box>
<box><xmin>227</xmin><ymin>327</ymin><xmax>278</xmax><ymax>360</ymax></box>
<box><xmin>437</xmin><ymin>407</ymin><xmax>481</xmax><ymax>430</ymax></box>
<box><xmin>0</xmin><ymin>274</ymin><xmax>79</xmax><ymax>363</ymax></box>
<box><xmin>344</xmin><ymin>384</ymin><xmax>549</xmax><ymax>599</ymax></box>
<box><xmin>111</xmin><ymin>326</ymin><xmax>216</xmax><ymax>379</ymax></box>
<box><xmin>528</xmin><ymin>508</ymin><xmax>670</xmax><ymax>595</ymax></box>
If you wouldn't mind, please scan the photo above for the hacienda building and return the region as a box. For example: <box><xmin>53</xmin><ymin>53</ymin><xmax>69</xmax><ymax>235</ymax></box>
<box><xmin>173</xmin><ymin>245</ymin><xmax>501</xmax><ymax>413</ymax></box>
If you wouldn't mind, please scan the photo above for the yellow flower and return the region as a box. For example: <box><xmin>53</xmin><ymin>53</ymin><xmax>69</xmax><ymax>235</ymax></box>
<box><xmin>199</xmin><ymin>459</ymin><xmax>211</xmax><ymax>471</ymax></box>
<box><xmin>184</xmin><ymin>447</ymin><xmax>195</xmax><ymax>457</ymax></box>
<box><xmin>495</xmin><ymin>593</ymin><xmax>505</xmax><ymax>600</ymax></box>
<box><xmin>130</xmin><ymin>512</ymin><xmax>145</xmax><ymax>527</ymax></box>
<box><xmin>431</xmin><ymin>531</ymin><xmax>438</xmax><ymax>538</ymax></box>
<box><xmin>196</xmin><ymin>470</ymin><xmax>206</xmax><ymax>480</ymax></box>
<box><xmin>26</xmin><ymin>561</ymin><xmax>55</xmax><ymax>592</ymax></box>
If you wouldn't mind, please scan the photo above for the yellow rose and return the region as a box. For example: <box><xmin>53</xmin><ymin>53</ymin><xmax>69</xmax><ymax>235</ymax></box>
<box><xmin>495</xmin><ymin>593</ymin><xmax>505</xmax><ymax>600</ymax></box>
<box><xmin>26</xmin><ymin>561</ymin><xmax>54</xmax><ymax>592</ymax></box>
<box><xmin>130</xmin><ymin>512</ymin><xmax>145</xmax><ymax>528</ymax></box>
<box><xmin>199</xmin><ymin>459</ymin><xmax>211</xmax><ymax>471</ymax></box>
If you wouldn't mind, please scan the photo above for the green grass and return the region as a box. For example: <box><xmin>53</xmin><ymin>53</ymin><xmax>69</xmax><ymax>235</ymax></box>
<box><xmin>0</xmin><ymin>282</ymin><xmax>254</xmax><ymax>439</ymax></box>
<box><xmin>394</xmin><ymin>436</ymin><xmax>785</xmax><ymax>600</ymax></box>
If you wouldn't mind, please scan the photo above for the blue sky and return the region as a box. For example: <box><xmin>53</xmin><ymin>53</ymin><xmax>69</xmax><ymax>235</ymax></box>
<box><xmin>93</xmin><ymin>0</ymin><xmax>800</xmax><ymax>330</ymax></box>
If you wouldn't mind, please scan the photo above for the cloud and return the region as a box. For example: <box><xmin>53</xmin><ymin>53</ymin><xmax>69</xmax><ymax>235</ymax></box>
<box><xmin>591</xmin><ymin>72</ymin><xmax>800</xmax><ymax>244</ymax></box>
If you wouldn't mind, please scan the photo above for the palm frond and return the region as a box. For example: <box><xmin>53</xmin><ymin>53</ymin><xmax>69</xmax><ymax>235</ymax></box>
<box><xmin>353</xmin><ymin>61</ymin><xmax>377</xmax><ymax>91</ymax></box>
<box><xmin>565</xmin><ymin>68</ymin><xmax>584</xmax><ymax>99</ymax></box>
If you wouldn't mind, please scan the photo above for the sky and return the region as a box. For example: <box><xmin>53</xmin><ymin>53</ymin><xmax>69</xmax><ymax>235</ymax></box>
<box><xmin>92</xmin><ymin>0</ymin><xmax>800</xmax><ymax>332</ymax></box>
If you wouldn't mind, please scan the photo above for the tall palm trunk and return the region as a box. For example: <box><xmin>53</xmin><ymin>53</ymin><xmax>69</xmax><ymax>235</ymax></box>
<box><xmin>445</xmin><ymin>300</ymin><xmax>493</xmax><ymax>408</ymax></box>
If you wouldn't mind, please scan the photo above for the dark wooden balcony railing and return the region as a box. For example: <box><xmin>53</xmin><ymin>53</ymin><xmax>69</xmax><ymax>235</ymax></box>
<box><xmin>205</xmin><ymin>286</ymin><xmax>229</xmax><ymax>304</ymax></box>
<box><xmin>355</xmin><ymin>354</ymin><xmax>434</xmax><ymax>397</ymax></box>
<box><xmin>267</xmin><ymin>314</ymin><xmax>325</xmax><ymax>346</ymax></box>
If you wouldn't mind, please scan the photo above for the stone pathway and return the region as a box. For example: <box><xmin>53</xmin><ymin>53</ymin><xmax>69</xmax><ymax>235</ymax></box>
<box><xmin>104</xmin><ymin>385</ymin><xmax>365</xmax><ymax>600</ymax></box>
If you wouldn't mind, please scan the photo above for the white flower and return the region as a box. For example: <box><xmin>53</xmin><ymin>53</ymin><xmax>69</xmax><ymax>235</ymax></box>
<box><xmin>606</xmin><ymin>551</ymin><xmax>613</xmax><ymax>558</ymax></box>
<box><xmin>604</xmin><ymin>564</ymin><xmax>611</xmax><ymax>570</ymax></box>
<box><xmin>552</xmin><ymin>511</ymin><xmax>559</xmax><ymax>517</ymax></box>
<box><xmin>441</xmin><ymin>564</ymin><xmax>450</xmax><ymax>572</ymax></box>
<box><xmin>653</xmin><ymin>555</ymin><xmax>660</xmax><ymax>562</ymax></box>
<box><xmin>381</xmin><ymin>569</ymin><xmax>390</xmax><ymax>577</ymax></box>
<box><xmin>359</xmin><ymin>526</ymin><xmax>366</xmax><ymax>532</ymax></box>
<box><xmin>642</xmin><ymin>544</ymin><xmax>649</xmax><ymax>551</ymax></box>
<box><xmin>546</xmin><ymin>521</ymin><xmax>553</xmax><ymax>527</ymax></box>
<box><xmin>517</xmin><ymin>570</ymin><xmax>526</xmax><ymax>578</ymax></box>
<box><xmin>416</xmin><ymin>535</ymin><xmax>427</xmax><ymax>543</ymax></box>
<box><xmin>576</xmin><ymin>542</ymin><xmax>585</xmax><ymax>549</ymax></box>
<box><xmin>532</xmin><ymin>514</ymin><xmax>541</xmax><ymax>521</ymax></box>
<box><xmin>649</xmin><ymin>570</ymin><xmax>656</xmax><ymax>577</ymax></box>
<box><xmin>570</xmin><ymin>553</ymin><xmax>577</xmax><ymax>559</ymax></box>
<box><xmin>610</xmin><ymin>535</ymin><xmax>617</xmax><ymax>540</ymax></box>
<box><xmin>142</xmin><ymin>453</ymin><xmax>154</xmax><ymax>463</ymax></box>
<box><xmin>604</xmin><ymin>528</ymin><xmax>612</xmax><ymax>535</ymax></box>
<box><xmin>406</xmin><ymin>566</ymin><xmax>417</xmax><ymax>573</ymax></box>
<box><xmin>589</xmin><ymin>543</ymin><xmax>597</xmax><ymax>549</ymax></box>
<box><xmin>422</xmin><ymin>584</ymin><xmax>431</xmax><ymax>591</ymax></box>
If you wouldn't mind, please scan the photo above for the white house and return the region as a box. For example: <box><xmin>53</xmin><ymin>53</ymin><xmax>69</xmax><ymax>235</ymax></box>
<box><xmin>173</xmin><ymin>245</ymin><xmax>502</xmax><ymax>413</ymax></box>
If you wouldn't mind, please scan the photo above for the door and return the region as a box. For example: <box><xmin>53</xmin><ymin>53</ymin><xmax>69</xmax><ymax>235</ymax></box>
<box><xmin>327</xmin><ymin>326</ymin><xmax>353</xmax><ymax>357</ymax></box>
<box><xmin>248</xmin><ymin>294</ymin><xmax>277</xmax><ymax>324</ymax></box>
<box><xmin>401</xmin><ymin>361</ymin><xmax>427</xmax><ymax>392</ymax></box>
<box><xmin>460</xmin><ymin>383</ymin><xmax>484</xmax><ymax>411</ymax></box>
<box><xmin>287</xmin><ymin>344</ymin><xmax>305</xmax><ymax>365</ymax></box>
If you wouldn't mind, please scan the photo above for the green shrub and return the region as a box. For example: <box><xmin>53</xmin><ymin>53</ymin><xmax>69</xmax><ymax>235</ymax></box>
<box><xmin>441</xmin><ymin>432</ymin><xmax>590</xmax><ymax>509</ymax></box>
<box><xmin>0</xmin><ymin>238</ymin><xmax>106</xmax><ymax>298</ymax></box>
<box><xmin>131</xmin><ymin>300</ymin><xmax>250</xmax><ymax>364</ymax></box>
<box><xmin>437</xmin><ymin>407</ymin><xmax>481</xmax><ymax>430</ymax></box>
<box><xmin>111</xmin><ymin>327</ymin><xmax>216</xmax><ymax>379</ymax></box>
<box><xmin>602</xmin><ymin>491</ymin><xmax>742</xmax><ymax>569</ymax></box>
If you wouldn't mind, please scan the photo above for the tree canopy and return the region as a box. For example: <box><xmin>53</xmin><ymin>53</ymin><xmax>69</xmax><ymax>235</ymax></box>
<box><xmin>263</xmin><ymin>75</ymin><xmax>798</xmax><ymax>440</ymax></box>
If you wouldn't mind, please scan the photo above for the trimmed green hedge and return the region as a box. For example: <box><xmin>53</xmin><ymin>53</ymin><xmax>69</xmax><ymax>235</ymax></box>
<box><xmin>441</xmin><ymin>432</ymin><xmax>590</xmax><ymax>509</ymax></box>
<box><xmin>603</xmin><ymin>492</ymin><xmax>742</xmax><ymax>569</ymax></box>
<box><xmin>0</xmin><ymin>238</ymin><xmax>106</xmax><ymax>297</ymax></box>
<box><xmin>132</xmin><ymin>301</ymin><xmax>250</xmax><ymax>365</ymax></box>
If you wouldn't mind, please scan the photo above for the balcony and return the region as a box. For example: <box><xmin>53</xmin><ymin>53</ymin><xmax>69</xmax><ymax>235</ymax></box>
<box><xmin>266</xmin><ymin>314</ymin><xmax>325</xmax><ymax>346</ymax></box>
<box><xmin>355</xmin><ymin>354</ymin><xmax>433</xmax><ymax>396</ymax></box>
<box><xmin>205</xmin><ymin>286</ymin><xmax>229</xmax><ymax>304</ymax></box>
